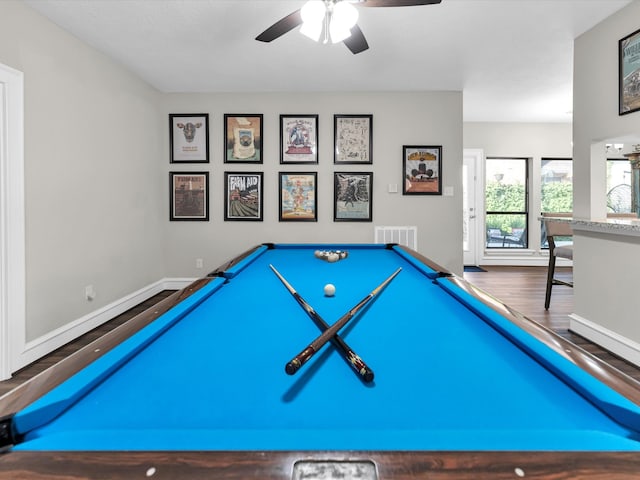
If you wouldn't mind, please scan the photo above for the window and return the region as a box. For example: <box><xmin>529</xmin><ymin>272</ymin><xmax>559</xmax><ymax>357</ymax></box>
<box><xmin>540</xmin><ymin>158</ymin><xmax>572</xmax><ymax>248</ymax></box>
<box><xmin>485</xmin><ymin>158</ymin><xmax>528</xmax><ymax>248</ymax></box>
<box><xmin>606</xmin><ymin>159</ymin><xmax>632</xmax><ymax>213</ymax></box>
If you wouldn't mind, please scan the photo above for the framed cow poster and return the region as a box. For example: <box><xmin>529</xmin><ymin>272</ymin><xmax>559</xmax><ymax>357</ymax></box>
<box><xmin>170</xmin><ymin>113</ymin><xmax>209</xmax><ymax>163</ymax></box>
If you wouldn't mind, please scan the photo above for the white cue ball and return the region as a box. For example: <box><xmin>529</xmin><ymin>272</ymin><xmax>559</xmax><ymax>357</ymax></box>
<box><xmin>324</xmin><ymin>284</ymin><xmax>336</xmax><ymax>296</ymax></box>
<box><xmin>327</xmin><ymin>253</ymin><xmax>339</xmax><ymax>262</ymax></box>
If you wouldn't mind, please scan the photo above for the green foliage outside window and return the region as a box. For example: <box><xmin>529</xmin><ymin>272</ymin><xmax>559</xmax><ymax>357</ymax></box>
<box><xmin>485</xmin><ymin>181</ymin><xmax>572</xmax><ymax>234</ymax></box>
<box><xmin>485</xmin><ymin>182</ymin><xmax>526</xmax><ymax>233</ymax></box>
<box><xmin>541</xmin><ymin>182</ymin><xmax>573</xmax><ymax>213</ymax></box>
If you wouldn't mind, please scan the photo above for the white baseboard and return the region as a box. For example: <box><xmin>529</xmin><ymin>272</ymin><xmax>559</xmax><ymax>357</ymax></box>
<box><xmin>569</xmin><ymin>313</ymin><xmax>640</xmax><ymax>368</ymax></box>
<box><xmin>13</xmin><ymin>277</ymin><xmax>197</xmax><ymax>373</ymax></box>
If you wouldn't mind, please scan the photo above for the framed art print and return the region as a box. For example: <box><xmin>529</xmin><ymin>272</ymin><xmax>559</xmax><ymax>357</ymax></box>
<box><xmin>169</xmin><ymin>172</ymin><xmax>209</xmax><ymax>221</ymax></box>
<box><xmin>403</xmin><ymin>145</ymin><xmax>442</xmax><ymax>195</ymax></box>
<box><xmin>619</xmin><ymin>27</ymin><xmax>640</xmax><ymax>116</ymax></box>
<box><xmin>169</xmin><ymin>114</ymin><xmax>209</xmax><ymax>163</ymax></box>
<box><xmin>280</xmin><ymin>115</ymin><xmax>318</xmax><ymax>164</ymax></box>
<box><xmin>279</xmin><ymin>172</ymin><xmax>317</xmax><ymax>221</ymax></box>
<box><xmin>224</xmin><ymin>114</ymin><xmax>263</xmax><ymax>163</ymax></box>
<box><xmin>334</xmin><ymin>114</ymin><xmax>372</xmax><ymax>164</ymax></box>
<box><xmin>334</xmin><ymin>172</ymin><xmax>373</xmax><ymax>222</ymax></box>
<box><xmin>224</xmin><ymin>172</ymin><xmax>263</xmax><ymax>221</ymax></box>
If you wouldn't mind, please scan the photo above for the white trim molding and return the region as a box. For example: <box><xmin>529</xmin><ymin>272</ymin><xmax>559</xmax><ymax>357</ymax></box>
<box><xmin>13</xmin><ymin>278</ymin><xmax>196</xmax><ymax>372</ymax></box>
<box><xmin>0</xmin><ymin>63</ymin><xmax>25</xmax><ymax>381</ymax></box>
<box><xmin>570</xmin><ymin>313</ymin><xmax>640</xmax><ymax>368</ymax></box>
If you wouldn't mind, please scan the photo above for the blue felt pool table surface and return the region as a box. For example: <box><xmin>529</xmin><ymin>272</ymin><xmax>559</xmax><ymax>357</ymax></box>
<box><xmin>9</xmin><ymin>244</ymin><xmax>640</xmax><ymax>452</ymax></box>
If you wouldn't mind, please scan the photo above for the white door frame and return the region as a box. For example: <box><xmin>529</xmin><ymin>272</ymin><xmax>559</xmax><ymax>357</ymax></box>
<box><xmin>463</xmin><ymin>149</ymin><xmax>484</xmax><ymax>266</ymax></box>
<box><xmin>0</xmin><ymin>62</ymin><xmax>25</xmax><ymax>381</ymax></box>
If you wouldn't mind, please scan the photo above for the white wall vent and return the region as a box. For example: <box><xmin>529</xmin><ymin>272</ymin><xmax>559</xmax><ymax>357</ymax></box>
<box><xmin>374</xmin><ymin>226</ymin><xmax>418</xmax><ymax>250</ymax></box>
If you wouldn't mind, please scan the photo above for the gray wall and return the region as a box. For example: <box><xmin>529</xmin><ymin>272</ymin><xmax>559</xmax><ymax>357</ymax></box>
<box><xmin>162</xmin><ymin>92</ymin><xmax>464</xmax><ymax>278</ymax></box>
<box><xmin>573</xmin><ymin>0</ymin><xmax>640</xmax><ymax>219</ymax></box>
<box><xmin>1</xmin><ymin>0</ymin><xmax>463</xmax><ymax>349</ymax></box>
<box><xmin>0</xmin><ymin>1</ymin><xmax>164</xmax><ymax>341</ymax></box>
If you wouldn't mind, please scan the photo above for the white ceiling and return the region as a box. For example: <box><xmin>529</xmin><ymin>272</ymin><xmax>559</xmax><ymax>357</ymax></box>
<box><xmin>23</xmin><ymin>0</ymin><xmax>631</xmax><ymax>122</ymax></box>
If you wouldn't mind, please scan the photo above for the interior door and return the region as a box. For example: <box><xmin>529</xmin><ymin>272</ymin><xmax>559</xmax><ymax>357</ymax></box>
<box><xmin>463</xmin><ymin>149</ymin><xmax>482</xmax><ymax>266</ymax></box>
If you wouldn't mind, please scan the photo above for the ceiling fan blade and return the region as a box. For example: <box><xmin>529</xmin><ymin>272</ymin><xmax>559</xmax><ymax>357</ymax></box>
<box><xmin>343</xmin><ymin>24</ymin><xmax>369</xmax><ymax>54</ymax></box>
<box><xmin>358</xmin><ymin>0</ymin><xmax>442</xmax><ymax>6</ymax></box>
<box><xmin>255</xmin><ymin>10</ymin><xmax>303</xmax><ymax>43</ymax></box>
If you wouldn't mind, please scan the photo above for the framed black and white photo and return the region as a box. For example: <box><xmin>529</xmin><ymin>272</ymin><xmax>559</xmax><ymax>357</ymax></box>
<box><xmin>170</xmin><ymin>114</ymin><xmax>209</xmax><ymax>163</ymax></box>
<box><xmin>334</xmin><ymin>172</ymin><xmax>373</xmax><ymax>222</ymax></box>
<box><xmin>224</xmin><ymin>172</ymin><xmax>263</xmax><ymax>221</ymax></box>
<box><xmin>169</xmin><ymin>172</ymin><xmax>209</xmax><ymax>221</ymax></box>
<box><xmin>279</xmin><ymin>172</ymin><xmax>317</xmax><ymax>221</ymax></box>
<box><xmin>403</xmin><ymin>145</ymin><xmax>442</xmax><ymax>195</ymax></box>
<box><xmin>619</xmin><ymin>27</ymin><xmax>640</xmax><ymax>116</ymax></box>
<box><xmin>280</xmin><ymin>115</ymin><xmax>318</xmax><ymax>164</ymax></box>
<box><xmin>224</xmin><ymin>114</ymin><xmax>263</xmax><ymax>163</ymax></box>
<box><xmin>334</xmin><ymin>114</ymin><xmax>372</xmax><ymax>164</ymax></box>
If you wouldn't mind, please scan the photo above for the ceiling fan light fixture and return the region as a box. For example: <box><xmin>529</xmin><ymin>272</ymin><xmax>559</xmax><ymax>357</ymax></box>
<box><xmin>329</xmin><ymin>1</ymin><xmax>358</xmax><ymax>43</ymax></box>
<box><xmin>300</xmin><ymin>1</ymin><xmax>326</xmax><ymax>41</ymax></box>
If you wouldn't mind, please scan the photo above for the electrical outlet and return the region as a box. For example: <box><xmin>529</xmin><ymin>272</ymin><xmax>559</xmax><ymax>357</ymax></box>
<box><xmin>196</xmin><ymin>258</ymin><xmax>204</xmax><ymax>269</ymax></box>
<box><xmin>85</xmin><ymin>285</ymin><xmax>96</xmax><ymax>301</ymax></box>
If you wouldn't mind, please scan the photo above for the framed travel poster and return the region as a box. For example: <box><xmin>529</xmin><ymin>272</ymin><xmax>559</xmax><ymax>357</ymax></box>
<box><xmin>279</xmin><ymin>172</ymin><xmax>317</xmax><ymax>221</ymax></box>
<box><xmin>334</xmin><ymin>172</ymin><xmax>373</xmax><ymax>222</ymax></box>
<box><xmin>169</xmin><ymin>172</ymin><xmax>209</xmax><ymax>221</ymax></box>
<box><xmin>224</xmin><ymin>172</ymin><xmax>263</xmax><ymax>221</ymax></box>
<box><xmin>169</xmin><ymin>113</ymin><xmax>209</xmax><ymax>163</ymax></box>
<box><xmin>403</xmin><ymin>145</ymin><xmax>442</xmax><ymax>195</ymax></box>
<box><xmin>280</xmin><ymin>115</ymin><xmax>318</xmax><ymax>164</ymax></box>
<box><xmin>224</xmin><ymin>114</ymin><xmax>263</xmax><ymax>163</ymax></box>
<box><xmin>334</xmin><ymin>114</ymin><xmax>373</xmax><ymax>164</ymax></box>
<box><xmin>619</xmin><ymin>27</ymin><xmax>640</xmax><ymax>116</ymax></box>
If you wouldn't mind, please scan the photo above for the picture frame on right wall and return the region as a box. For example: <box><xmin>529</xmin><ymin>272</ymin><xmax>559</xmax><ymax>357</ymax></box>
<box><xmin>403</xmin><ymin>145</ymin><xmax>442</xmax><ymax>195</ymax></box>
<box><xmin>619</xmin><ymin>27</ymin><xmax>640</xmax><ymax>116</ymax></box>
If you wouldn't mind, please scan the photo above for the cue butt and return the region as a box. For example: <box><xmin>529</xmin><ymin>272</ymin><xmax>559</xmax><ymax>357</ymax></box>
<box><xmin>285</xmin><ymin>346</ymin><xmax>315</xmax><ymax>375</ymax></box>
<box><xmin>345</xmin><ymin>350</ymin><xmax>374</xmax><ymax>383</ymax></box>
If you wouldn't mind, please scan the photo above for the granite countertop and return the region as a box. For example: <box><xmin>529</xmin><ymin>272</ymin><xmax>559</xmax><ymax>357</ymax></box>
<box><xmin>542</xmin><ymin>215</ymin><xmax>640</xmax><ymax>237</ymax></box>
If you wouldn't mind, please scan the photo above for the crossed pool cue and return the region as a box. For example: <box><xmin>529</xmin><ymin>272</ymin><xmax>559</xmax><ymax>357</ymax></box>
<box><xmin>269</xmin><ymin>264</ymin><xmax>401</xmax><ymax>381</ymax></box>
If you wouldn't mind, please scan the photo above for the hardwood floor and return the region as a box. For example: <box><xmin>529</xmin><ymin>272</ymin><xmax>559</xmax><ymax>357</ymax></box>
<box><xmin>1</xmin><ymin>266</ymin><xmax>639</xmax><ymax>398</ymax></box>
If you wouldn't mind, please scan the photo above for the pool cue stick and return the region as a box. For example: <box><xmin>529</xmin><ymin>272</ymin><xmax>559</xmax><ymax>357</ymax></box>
<box><xmin>285</xmin><ymin>267</ymin><xmax>402</xmax><ymax>375</ymax></box>
<box><xmin>269</xmin><ymin>264</ymin><xmax>375</xmax><ymax>383</ymax></box>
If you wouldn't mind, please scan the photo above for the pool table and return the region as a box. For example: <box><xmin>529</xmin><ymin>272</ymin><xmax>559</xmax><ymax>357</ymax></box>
<box><xmin>2</xmin><ymin>243</ymin><xmax>640</xmax><ymax>479</ymax></box>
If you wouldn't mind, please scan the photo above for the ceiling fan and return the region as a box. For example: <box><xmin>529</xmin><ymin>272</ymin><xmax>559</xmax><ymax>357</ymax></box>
<box><xmin>256</xmin><ymin>0</ymin><xmax>442</xmax><ymax>55</ymax></box>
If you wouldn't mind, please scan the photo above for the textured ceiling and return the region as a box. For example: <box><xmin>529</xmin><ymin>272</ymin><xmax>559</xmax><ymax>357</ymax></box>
<box><xmin>24</xmin><ymin>0</ymin><xmax>632</xmax><ymax>122</ymax></box>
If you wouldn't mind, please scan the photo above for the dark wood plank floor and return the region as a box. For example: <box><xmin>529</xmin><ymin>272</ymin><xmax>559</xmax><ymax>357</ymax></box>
<box><xmin>1</xmin><ymin>266</ymin><xmax>639</xmax><ymax>398</ymax></box>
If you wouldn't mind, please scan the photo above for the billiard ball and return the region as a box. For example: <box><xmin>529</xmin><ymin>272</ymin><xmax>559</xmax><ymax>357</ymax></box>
<box><xmin>327</xmin><ymin>253</ymin><xmax>339</xmax><ymax>262</ymax></box>
<box><xmin>324</xmin><ymin>284</ymin><xmax>336</xmax><ymax>296</ymax></box>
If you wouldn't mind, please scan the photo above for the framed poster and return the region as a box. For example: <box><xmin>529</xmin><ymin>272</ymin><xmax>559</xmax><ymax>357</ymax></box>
<box><xmin>224</xmin><ymin>172</ymin><xmax>263</xmax><ymax>221</ymax></box>
<box><xmin>169</xmin><ymin>114</ymin><xmax>209</xmax><ymax>163</ymax></box>
<box><xmin>619</xmin><ymin>27</ymin><xmax>640</xmax><ymax>116</ymax></box>
<box><xmin>403</xmin><ymin>145</ymin><xmax>442</xmax><ymax>195</ymax></box>
<box><xmin>280</xmin><ymin>115</ymin><xmax>318</xmax><ymax>164</ymax></box>
<box><xmin>169</xmin><ymin>172</ymin><xmax>209</xmax><ymax>221</ymax></box>
<box><xmin>279</xmin><ymin>172</ymin><xmax>317</xmax><ymax>221</ymax></box>
<box><xmin>334</xmin><ymin>172</ymin><xmax>373</xmax><ymax>222</ymax></box>
<box><xmin>224</xmin><ymin>114</ymin><xmax>263</xmax><ymax>163</ymax></box>
<box><xmin>334</xmin><ymin>114</ymin><xmax>373</xmax><ymax>164</ymax></box>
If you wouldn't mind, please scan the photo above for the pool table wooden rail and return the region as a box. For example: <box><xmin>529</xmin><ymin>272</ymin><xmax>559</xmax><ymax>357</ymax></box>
<box><xmin>3</xmin><ymin>450</ymin><xmax>640</xmax><ymax>479</ymax></box>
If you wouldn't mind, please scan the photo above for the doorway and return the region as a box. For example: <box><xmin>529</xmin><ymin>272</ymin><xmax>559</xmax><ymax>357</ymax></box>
<box><xmin>0</xmin><ymin>62</ymin><xmax>25</xmax><ymax>381</ymax></box>
<box><xmin>463</xmin><ymin>149</ymin><xmax>483</xmax><ymax>266</ymax></box>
